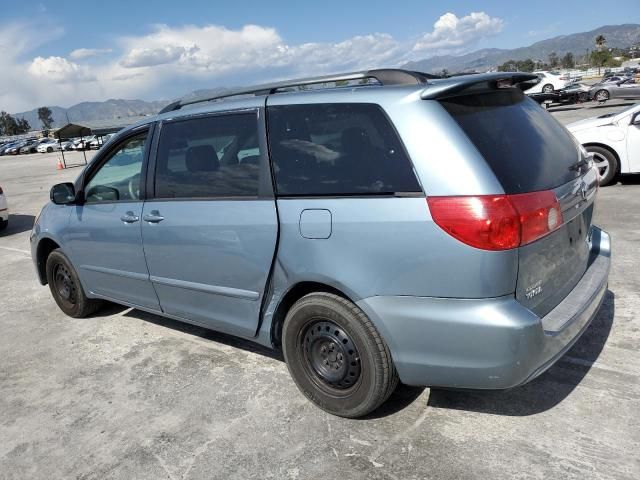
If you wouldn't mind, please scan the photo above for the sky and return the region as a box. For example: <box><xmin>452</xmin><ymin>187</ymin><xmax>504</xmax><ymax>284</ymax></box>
<box><xmin>0</xmin><ymin>0</ymin><xmax>638</xmax><ymax>112</ymax></box>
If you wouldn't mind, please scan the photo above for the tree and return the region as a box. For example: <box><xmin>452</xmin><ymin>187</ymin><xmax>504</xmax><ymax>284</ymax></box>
<box><xmin>37</xmin><ymin>106</ymin><xmax>54</xmax><ymax>132</ymax></box>
<box><xmin>0</xmin><ymin>112</ymin><xmax>30</xmax><ymax>136</ymax></box>
<box><xmin>16</xmin><ymin>118</ymin><xmax>31</xmax><ymax>134</ymax></box>
<box><xmin>497</xmin><ymin>58</ymin><xmax>535</xmax><ymax>72</ymax></box>
<box><xmin>561</xmin><ymin>52</ymin><xmax>575</xmax><ymax>69</ymax></box>
<box><xmin>595</xmin><ymin>34</ymin><xmax>606</xmax><ymax>51</ymax></box>
<box><xmin>591</xmin><ymin>50</ymin><xmax>613</xmax><ymax>75</ymax></box>
<box><xmin>0</xmin><ymin>111</ymin><xmax>18</xmax><ymax>136</ymax></box>
<box><xmin>548</xmin><ymin>51</ymin><xmax>559</xmax><ymax>68</ymax></box>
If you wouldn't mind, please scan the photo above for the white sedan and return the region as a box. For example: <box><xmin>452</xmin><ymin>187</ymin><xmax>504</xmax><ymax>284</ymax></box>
<box><xmin>567</xmin><ymin>103</ymin><xmax>640</xmax><ymax>185</ymax></box>
<box><xmin>0</xmin><ymin>184</ymin><xmax>8</xmax><ymax>231</ymax></box>
<box><xmin>524</xmin><ymin>71</ymin><xmax>573</xmax><ymax>94</ymax></box>
<box><xmin>36</xmin><ymin>140</ymin><xmax>61</xmax><ymax>153</ymax></box>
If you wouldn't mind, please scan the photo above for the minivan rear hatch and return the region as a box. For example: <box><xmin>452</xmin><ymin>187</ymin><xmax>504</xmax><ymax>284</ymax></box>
<box><xmin>439</xmin><ymin>88</ymin><xmax>598</xmax><ymax>317</ymax></box>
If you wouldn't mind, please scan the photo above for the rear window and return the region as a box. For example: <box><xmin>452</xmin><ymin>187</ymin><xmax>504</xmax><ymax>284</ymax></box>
<box><xmin>440</xmin><ymin>89</ymin><xmax>580</xmax><ymax>193</ymax></box>
<box><xmin>267</xmin><ymin>103</ymin><xmax>421</xmax><ymax>196</ymax></box>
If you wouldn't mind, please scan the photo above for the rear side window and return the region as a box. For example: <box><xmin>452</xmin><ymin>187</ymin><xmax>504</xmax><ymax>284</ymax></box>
<box><xmin>155</xmin><ymin>113</ymin><xmax>261</xmax><ymax>198</ymax></box>
<box><xmin>267</xmin><ymin>103</ymin><xmax>421</xmax><ymax>195</ymax></box>
<box><xmin>440</xmin><ymin>89</ymin><xmax>580</xmax><ymax>193</ymax></box>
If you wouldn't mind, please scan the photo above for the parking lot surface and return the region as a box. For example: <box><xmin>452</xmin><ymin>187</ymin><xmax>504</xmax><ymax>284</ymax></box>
<box><xmin>1</xmin><ymin>101</ymin><xmax>639</xmax><ymax>480</ymax></box>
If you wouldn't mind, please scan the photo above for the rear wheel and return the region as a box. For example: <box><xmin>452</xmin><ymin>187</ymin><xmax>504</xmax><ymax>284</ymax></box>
<box><xmin>586</xmin><ymin>145</ymin><xmax>618</xmax><ymax>186</ymax></box>
<box><xmin>282</xmin><ymin>292</ymin><xmax>398</xmax><ymax>418</ymax></box>
<box><xmin>0</xmin><ymin>218</ymin><xmax>7</xmax><ymax>231</ymax></box>
<box><xmin>542</xmin><ymin>84</ymin><xmax>554</xmax><ymax>93</ymax></box>
<box><xmin>594</xmin><ymin>89</ymin><xmax>609</xmax><ymax>102</ymax></box>
<box><xmin>45</xmin><ymin>249</ymin><xmax>103</xmax><ymax>317</ymax></box>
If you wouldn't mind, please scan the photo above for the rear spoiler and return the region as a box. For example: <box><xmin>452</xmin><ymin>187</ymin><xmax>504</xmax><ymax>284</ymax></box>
<box><xmin>420</xmin><ymin>72</ymin><xmax>538</xmax><ymax>100</ymax></box>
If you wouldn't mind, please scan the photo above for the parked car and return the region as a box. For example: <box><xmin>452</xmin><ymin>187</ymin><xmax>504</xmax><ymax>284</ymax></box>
<box><xmin>0</xmin><ymin>184</ymin><xmax>8</xmax><ymax>231</ymax></box>
<box><xmin>72</xmin><ymin>136</ymin><xmax>95</xmax><ymax>150</ymax></box>
<box><xmin>31</xmin><ymin>69</ymin><xmax>610</xmax><ymax>418</ymax></box>
<box><xmin>524</xmin><ymin>70</ymin><xmax>573</xmax><ymax>94</ymax></box>
<box><xmin>60</xmin><ymin>141</ymin><xmax>75</xmax><ymax>151</ymax></box>
<box><xmin>567</xmin><ymin>102</ymin><xmax>640</xmax><ymax>185</ymax></box>
<box><xmin>6</xmin><ymin>140</ymin><xmax>29</xmax><ymax>155</ymax></box>
<box><xmin>37</xmin><ymin>139</ymin><xmax>61</xmax><ymax>153</ymax></box>
<box><xmin>528</xmin><ymin>83</ymin><xmax>591</xmax><ymax>107</ymax></box>
<box><xmin>19</xmin><ymin>140</ymin><xmax>40</xmax><ymax>154</ymax></box>
<box><xmin>0</xmin><ymin>141</ymin><xmax>19</xmax><ymax>155</ymax></box>
<box><xmin>590</xmin><ymin>77</ymin><xmax>640</xmax><ymax>102</ymax></box>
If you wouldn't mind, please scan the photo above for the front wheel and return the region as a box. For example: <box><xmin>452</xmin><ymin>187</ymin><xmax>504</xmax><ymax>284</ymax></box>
<box><xmin>45</xmin><ymin>249</ymin><xmax>103</xmax><ymax>317</ymax></box>
<box><xmin>594</xmin><ymin>89</ymin><xmax>609</xmax><ymax>102</ymax></box>
<box><xmin>47</xmin><ymin>147</ymin><xmax>53</xmax><ymax>153</ymax></box>
<box><xmin>282</xmin><ymin>292</ymin><xmax>398</xmax><ymax>418</ymax></box>
<box><xmin>586</xmin><ymin>145</ymin><xmax>618</xmax><ymax>186</ymax></box>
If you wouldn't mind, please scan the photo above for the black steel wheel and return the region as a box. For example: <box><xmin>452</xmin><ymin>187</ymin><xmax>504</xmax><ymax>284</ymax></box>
<box><xmin>301</xmin><ymin>320</ymin><xmax>362</xmax><ymax>391</ymax></box>
<box><xmin>283</xmin><ymin>292</ymin><xmax>398</xmax><ymax>418</ymax></box>
<box><xmin>45</xmin><ymin>249</ymin><xmax>103</xmax><ymax>317</ymax></box>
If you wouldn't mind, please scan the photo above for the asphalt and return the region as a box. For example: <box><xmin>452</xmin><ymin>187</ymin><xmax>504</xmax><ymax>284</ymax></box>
<box><xmin>1</xmin><ymin>101</ymin><xmax>639</xmax><ymax>480</ymax></box>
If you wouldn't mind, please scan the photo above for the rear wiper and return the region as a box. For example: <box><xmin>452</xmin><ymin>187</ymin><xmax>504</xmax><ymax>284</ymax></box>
<box><xmin>569</xmin><ymin>157</ymin><xmax>590</xmax><ymax>172</ymax></box>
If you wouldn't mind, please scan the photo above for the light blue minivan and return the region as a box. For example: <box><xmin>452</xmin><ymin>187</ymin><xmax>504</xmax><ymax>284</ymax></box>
<box><xmin>31</xmin><ymin>70</ymin><xmax>611</xmax><ymax>417</ymax></box>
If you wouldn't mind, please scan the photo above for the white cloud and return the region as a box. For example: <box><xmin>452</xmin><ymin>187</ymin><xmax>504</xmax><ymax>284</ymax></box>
<box><xmin>0</xmin><ymin>12</ymin><xmax>505</xmax><ymax>112</ymax></box>
<box><xmin>28</xmin><ymin>56</ymin><xmax>96</xmax><ymax>83</ymax></box>
<box><xmin>413</xmin><ymin>12</ymin><xmax>503</xmax><ymax>55</ymax></box>
<box><xmin>69</xmin><ymin>48</ymin><xmax>112</xmax><ymax>59</ymax></box>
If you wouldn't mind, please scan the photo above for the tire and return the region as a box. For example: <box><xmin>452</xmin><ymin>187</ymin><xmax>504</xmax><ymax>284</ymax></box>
<box><xmin>47</xmin><ymin>147</ymin><xmax>53</xmax><ymax>153</ymax></box>
<box><xmin>586</xmin><ymin>145</ymin><xmax>618</xmax><ymax>186</ymax></box>
<box><xmin>282</xmin><ymin>292</ymin><xmax>398</xmax><ymax>418</ymax></box>
<box><xmin>0</xmin><ymin>219</ymin><xmax>7</xmax><ymax>231</ymax></box>
<box><xmin>45</xmin><ymin>249</ymin><xmax>103</xmax><ymax>318</ymax></box>
<box><xmin>542</xmin><ymin>84</ymin><xmax>554</xmax><ymax>93</ymax></box>
<box><xmin>594</xmin><ymin>89</ymin><xmax>609</xmax><ymax>102</ymax></box>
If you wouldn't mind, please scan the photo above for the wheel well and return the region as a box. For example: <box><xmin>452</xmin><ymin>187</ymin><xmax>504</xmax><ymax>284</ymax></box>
<box><xmin>270</xmin><ymin>281</ymin><xmax>349</xmax><ymax>350</ymax></box>
<box><xmin>584</xmin><ymin>143</ymin><xmax>621</xmax><ymax>174</ymax></box>
<box><xmin>36</xmin><ymin>238</ymin><xmax>60</xmax><ymax>285</ymax></box>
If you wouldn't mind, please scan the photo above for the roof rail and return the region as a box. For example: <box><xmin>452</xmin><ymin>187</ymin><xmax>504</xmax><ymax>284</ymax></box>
<box><xmin>158</xmin><ymin>69</ymin><xmax>439</xmax><ymax>114</ymax></box>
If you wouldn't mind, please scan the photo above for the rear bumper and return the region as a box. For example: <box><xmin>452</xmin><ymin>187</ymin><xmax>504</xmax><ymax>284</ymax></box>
<box><xmin>357</xmin><ymin>226</ymin><xmax>611</xmax><ymax>389</ymax></box>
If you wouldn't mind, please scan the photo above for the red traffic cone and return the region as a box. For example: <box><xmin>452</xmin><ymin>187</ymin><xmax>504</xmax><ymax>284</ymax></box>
<box><xmin>56</xmin><ymin>158</ymin><xmax>64</xmax><ymax>170</ymax></box>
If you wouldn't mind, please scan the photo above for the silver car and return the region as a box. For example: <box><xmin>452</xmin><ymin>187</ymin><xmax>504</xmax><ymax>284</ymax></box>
<box><xmin>591</xmin><ymin>77</ymin><xmax>640</xmax><ymax>102</ymax></box>
<box><xmin>31</xmin><ymin>70</ymin><xmax>611</xmax><ymax>418</ymax></box>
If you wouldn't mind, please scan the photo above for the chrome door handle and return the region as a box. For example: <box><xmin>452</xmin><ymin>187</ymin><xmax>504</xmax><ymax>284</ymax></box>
<box><xmin>143</xmin><ymin>210</ymin><xmax>165</xmax><ymax>223</ymax></box>
<box><xmin>120</xmin><ymin>212</ymin><xmax>140</xmax><ymax>223</ymax></box>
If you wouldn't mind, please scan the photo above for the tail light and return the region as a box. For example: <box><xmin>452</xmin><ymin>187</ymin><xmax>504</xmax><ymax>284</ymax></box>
<box><xmin>427</xmin><ymin>191</ymin><xmax>563</xmax><ymax>251</ymax></box>
<box><xmin>559</xmin><ymin>76</ymin><xmax>569</xmax><ymax>80</ymax></box>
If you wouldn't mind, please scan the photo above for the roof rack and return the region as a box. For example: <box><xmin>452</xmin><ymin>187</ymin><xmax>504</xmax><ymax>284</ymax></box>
<box><xmin>158</xmin><ymin>69</ymin><xmax>440</xmax><ymax>114</ymax></box>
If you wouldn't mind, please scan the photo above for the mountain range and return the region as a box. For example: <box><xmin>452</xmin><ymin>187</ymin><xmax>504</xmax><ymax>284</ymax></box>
<box><xmin>11</xmin><ymin>23</ymin><xmax>640</xmax><ymax>129</ymax></box>
<box><xmin>403</xmin><ymin>23</ymin><xmax>640</xmax><ymax>73</ymax></box>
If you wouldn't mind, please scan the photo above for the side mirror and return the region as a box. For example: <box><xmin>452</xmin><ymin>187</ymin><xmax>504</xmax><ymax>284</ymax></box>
<box><xmin>50</xmin><ymin>182</ymin><xmax>76</xmax><ymax>205</ymax></box>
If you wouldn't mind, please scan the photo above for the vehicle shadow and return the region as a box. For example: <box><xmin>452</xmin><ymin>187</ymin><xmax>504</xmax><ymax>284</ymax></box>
<box><xmin>0</xmin><ymin>214</ymin><xmax>36</xmax><ymax>236</ymax></box>
<box><xmin>616</xmin><ymin>174</ymin><xmax>640</xmax><ymax>185</ymax></box>
<box><xmin>426</xmin><ymin>290</ymin><xmax>615</xmax><ymax>416</ymax></box>
<box><xmin>122</xmin><ymin>308</ymin><xmax>283</xmax><ymax>361</ymax></box>
<box><xmin>103</xmin><ymin>290</ymin><xmax>614</xmax><ymax>419</ymax></box>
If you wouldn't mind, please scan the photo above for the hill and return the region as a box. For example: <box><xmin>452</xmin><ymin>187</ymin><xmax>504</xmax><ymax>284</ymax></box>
<box><xmin>13</xmin><ymin>99</ymin><xmax>170</xmax><ymax>130</ymax></box>
<box><xmin>403</xmin><ymin>23</ymin><xmax>640</xmax><ymax>73</ymax></box>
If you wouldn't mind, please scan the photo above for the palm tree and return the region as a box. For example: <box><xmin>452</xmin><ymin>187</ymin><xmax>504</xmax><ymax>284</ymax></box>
<box><xmin>595</xmin><ymin>35</ymin><xmax>606</xmax><ymax>52</ymax></box>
